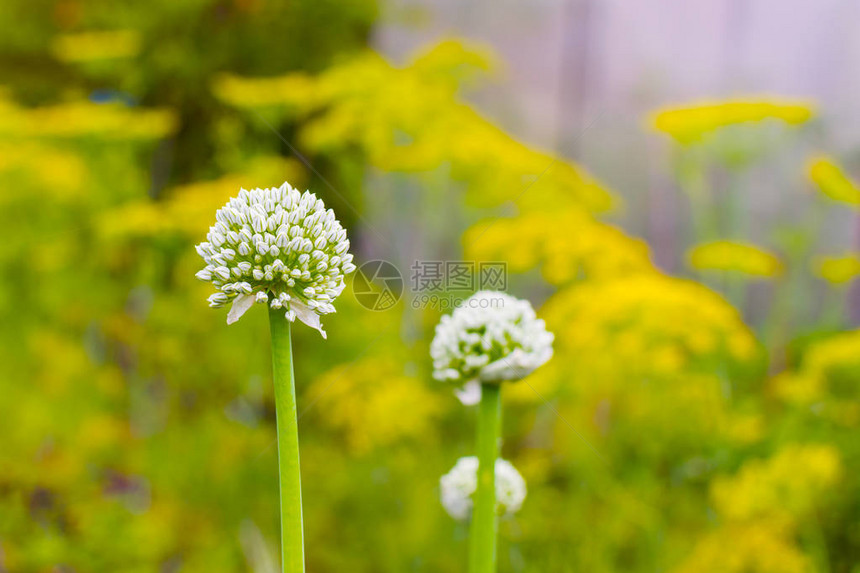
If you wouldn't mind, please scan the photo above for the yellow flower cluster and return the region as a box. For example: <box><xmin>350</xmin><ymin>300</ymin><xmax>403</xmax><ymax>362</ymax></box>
<box><xmin>505</xmin><ymin>274</ymin><xmax>757</xmax><ymax>446</ymax></box>
<box><xmin>213</xmin><ymin>72</ymin><xmax>316</xmax><ymax>111</ymax></box>
<box><xmin>98</xmin><ymin>156</ymin><xmax>304</xmax><ymax>241</ymax></box>
<box><xmin>542</xmin><ymin>274</ymin><xmax>757</xmax><ymax>375</ymax></box>
<box><xmin>1</xmin><ymin>330</ymin><xmax>132</xmax><ymax>516</ymax></box>
<box><xmin>652</xmin><ymin>99</ymin><xmax>815</xmax><ymax>144</ymax></box>
<box><xmin>464</xmin><ymin>144</ymin><xmax>759</xmax><ymax>448</ymax></box>
<box><xmin>0</xmin><ymin>142</ymin><xmax>87</xmax><ymax>201</ymax></box>
<box><xmin>307</xmin><ymin>357</ymin><xmax>444</xmax><ymax>454</ymax></box>
<box><xmin>687</xmin><ymin>240</ymin><xmax>784</xmax><ymax>278</ymax></box>
<box><xmin>673</xmin><ymin>520</ymin><xmax>811</xmax><ymax>573</ymax></box>
<box><xmin>465</xmin><ymin>211</ymin><xmax>653</xmax><ymax>285</ymax></box>
<box><xmin>771</xmin><ymin>328</ymin><xmax>860</xmax><ymax>421</ymax></box>
<box><xmin>409</xmin><ymin>38</ymin><xmax>496</xmax><ymax>87</ymax></box>
<box><xmin>675</xmin><ymin>444</ymin><xmax>840</xmax><ymax>573</ymax></box>
<box><xmin>804</xmin><ymin>329</ymin><xmax>860</xmax><ymax>382</ymax></box>
<box><xmin>807</xmin><ymin>156</ymin><xmax>860</xmax><ymax>206</ymax></box>
<box><xmin>710</xmin><ymin>444</ymin><xmax>841</xmax><ymax>521</ymax></box>
<box><xmin>0</xmin><ymin>97</ymin><xmax>177</xmax><ymax>140</ymax></box>
<box><xmin>812</xmin><ymin>253</ymin><xmax>860</xmax><ymax>285</ymax></box>
<box><xmin>51</xmin><ymin>29</ymin><xmax>142</xmax><ymax>63</ymax></box>
<box><xmin>214</xmin><ymin>40</ymin><xmax>615</xmax><ymax>213</ymax></box>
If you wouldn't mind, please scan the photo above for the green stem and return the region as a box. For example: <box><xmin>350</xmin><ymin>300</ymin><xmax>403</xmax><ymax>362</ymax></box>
<box><xmin>268</xmin><ymin>307</ymin><xmax>305</xmax><ymax>573</ymax></box>
<box><xmin>469</xmin><ymin>383</ymin><xmax>502</xmax><ymax>573</ymax></box>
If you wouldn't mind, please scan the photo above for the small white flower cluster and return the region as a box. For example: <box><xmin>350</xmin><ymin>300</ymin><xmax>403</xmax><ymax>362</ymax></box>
<box><xmin>430</xmin><ymin>291</ymin><xmax>553</xmax><ymax>397</ymax></box>
<box><xmin>439</xmin><ymin>456</ymin><xmax>527</xmax><ymax>521</ymax></box>
<box><xmin>195</xmin><ymin>182</ymin><xmax>355</xmax><ymax>336</ymax></box>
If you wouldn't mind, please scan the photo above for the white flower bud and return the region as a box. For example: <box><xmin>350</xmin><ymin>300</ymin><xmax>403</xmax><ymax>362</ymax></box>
<box><xmin>440</xmin><ymin>457</ymin><xmax>527</xmax><ymax>521</ymax></box>
<box><xmin>208</xmin><ymin>292</ymin><xmax>228</xmax><ymax>307</ymax></box>
<box><xmin>430</xmin><ymin>291</ymin><xmax>553</xmax><ymax>389</ymax></box>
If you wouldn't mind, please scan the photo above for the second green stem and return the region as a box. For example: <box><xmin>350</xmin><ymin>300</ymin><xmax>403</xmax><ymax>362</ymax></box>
<box><xmin>469</xmin><ymin>383</ymin><xmax>502</xmax><ymax>573</ymax></box>
<box><xmin>268</xmin><ymin>307</ymin><xmax>305</xmax><ymax>573</ymax></box>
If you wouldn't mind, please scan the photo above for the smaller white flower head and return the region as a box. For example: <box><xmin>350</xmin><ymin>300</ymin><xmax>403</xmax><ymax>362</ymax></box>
<box><xmin>439</xmin><ymin>456</ymin><xmax>527</xmax><ymax>521</ymax></box>
<box><xmin>430</xmin><ymin>291</ymin><xmax>553</xmax><ymax>393</ymax></box>
<box><xmin>195</xmin><ymin>182</ymin><xmax>356</xmax><ymax>337</ymax></box>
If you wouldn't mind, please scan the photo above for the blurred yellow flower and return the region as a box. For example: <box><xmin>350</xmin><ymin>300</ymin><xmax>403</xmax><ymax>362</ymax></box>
<box><xmin>688</xmin><ymin>240</ymin><xmax>784</xmax><ymax>277</ymax></box>
<box><xmin>465</xmin><ymin>211</ymin><xmax>653</xmax><ymax>285</ymax></box>
<box><xmin>410</xmin><ymin>38</ymin><xmax>496</xmax><ymax>87</ymax></box>
<box><xmin>215</xmin><ymin>41</ymin><xmax>615</xmax><ymax>213</ymax></box>
<box><xmin>308</xmin><ymin>357</ymin><xmax>445</xmax><ymax>454</ymax></box>
<box><xmin>541</xmin><ymin>274</ymin><xmax>757</xmax><ymax>374</ymax></box>
<box><xmin>51</xmin><ymin>29</ymin><xmax>142</xmax><ymax>63</ymax></box>
<box><xmin>212</xmin><ymin>72</ymin><xmax>316</xmax><ymax>111</ymax></box>
<box><xmin>725</xmin><ymin>412</ymin><xmax>764</xmax><ymax>445</ymax></box>
<box><xmin>773</xmin><ymin>328</ymin><xmax>860</xmax><ymax>413</ymax></box>
<box><xmin>803</xmin><ymin>329</ymin><xmax>860</xmax><ymax>389</ymax></box>
<box><xmin>0</xmin><ymin>97</ymin><xmax>176</xmax><ymax>140</ymax></box>
<box><xmin>673</xmin><ymin>520</ymin><xmax>812</xmax><ymax>573</ymax></box>
<box><xmin>807</xmin><ymin>156</ymin><xmax>860</xmax><ymax>206</ymax></box>
<box><xmin>676</xmin><ymin>443</ymin><xmax>840</xmax><ymax>573</ymax></box>
<box><xmin>99</xmin><ymin>156</ymin><xmax>304</xmax><ymax>241</ymax></box>
<box><xmin>769</xmin><ymin>372</ymin><xmax>822</xmax><ymax>404</ymax></box>
<box><xmin>652</xmin><ymin>99</ymin><xmax>814</xmax><ymax>144</ymax></box>
<box><xmin>710</xmin><ymin>444</ymin><xmax>841</xmax><ymax>521</ymax></box>
<box><xmin>0</xmin><ymin>142</ymin><xmax>87</xmax><ymax>200</ymax></box>
<box><xmin>813</xmin><ymin>253</ymin><xmax>860</xmax><ymax>285</ymax></box>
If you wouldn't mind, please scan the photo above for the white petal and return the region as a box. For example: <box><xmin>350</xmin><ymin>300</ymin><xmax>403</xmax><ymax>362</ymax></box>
<box><xmin>479</xmin><ymin>348</ymin><xmax>551</xmax><ymax>383</ymax></box>
<box><xmin>454</xmin><ymin>380</ymin><xmax>482</xmax><ymax>406</ymax></box>
<box><xmin>227</xmin><ymin>293</ymin><xmax>255</xmax><ymax>325</ymax></box>
<box><xmin>291</xmin><ymin>300</ymin><xmax>327</xmax><ymax>339</ymax></box>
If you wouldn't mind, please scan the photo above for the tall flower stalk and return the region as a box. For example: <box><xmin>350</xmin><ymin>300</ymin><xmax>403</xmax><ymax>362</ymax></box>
<box><xmin>196</xmin><ymin>183</ymin><xmax>355</xmax><ymax>573</ymax></box>
<box><xmin>268</xmin><ymin>309</ymin><xmax>303</xmax><ymax>571</ymax></box>
<box><xmin>431</xmin><ymin>291</ymin><xmax>553</xmax><ymax>573</ymax></box>
<box><xmin>470</xmin><ymin>383</ymin><xmax>502</xmax><ymax>573</ymax></box>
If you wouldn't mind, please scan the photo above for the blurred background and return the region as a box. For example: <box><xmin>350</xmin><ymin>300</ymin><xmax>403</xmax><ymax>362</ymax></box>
<box><xmin>3</xmin><ymin>0</ymin><xmax>860</xmax><ymax>571</ymax></box>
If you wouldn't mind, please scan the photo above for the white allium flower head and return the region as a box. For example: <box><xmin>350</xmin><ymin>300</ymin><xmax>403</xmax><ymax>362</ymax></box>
<box><xmin>439</xmin><ymin>456</ymin><xmax>527</xmax><ymax>521</ymax></box>
<box><xmin>430</xmin><ymin>291</ymin><xmax>553</xmax><ymax>400</ymax></box>
<box><xmin>195</xmin><ymin>182</ymin><xmax>356</xmax><ymax>337</ymax></box>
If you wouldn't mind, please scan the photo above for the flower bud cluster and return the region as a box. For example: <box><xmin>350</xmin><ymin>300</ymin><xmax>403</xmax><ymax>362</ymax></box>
<box><xmin>431</xmin><ymin>291</ymin><xmax>553</xmax><ymax>387</ymax></box>
<box><xmin>195</xmin><ymin>182</ymin><xmax>355</xmax><ymax>331</ymax></box>
<box><xmin>439</xmin><ymin>456</ymin><xmax>527</xmax><ymax>520</ymax></box>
